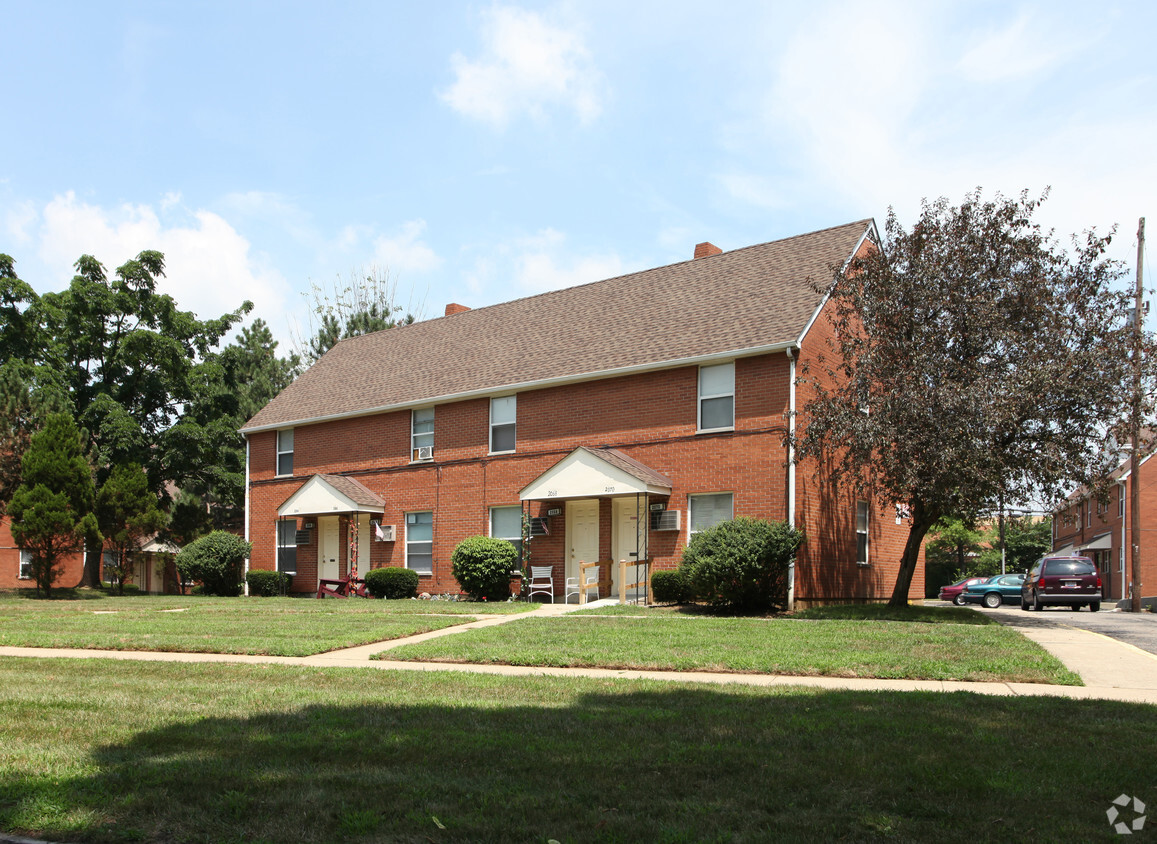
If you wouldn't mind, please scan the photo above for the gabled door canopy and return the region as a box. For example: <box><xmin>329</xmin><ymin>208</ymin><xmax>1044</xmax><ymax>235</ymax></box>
<box><xmin>278</xmin><ymin>474</ymin><xmax>385</xmax><ymax>517</ymax></box>
<box><xmin>520</xmin><ymin>446</ymin><xmax>672</xmax><ymax>501</ymax></box>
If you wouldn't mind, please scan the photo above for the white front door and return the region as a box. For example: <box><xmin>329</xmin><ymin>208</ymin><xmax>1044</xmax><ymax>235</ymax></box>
<box><xmin>318</xmin><ymin>517</ymin><xmax>340</xmax><ymax>581</ymax></box>
<box><xmin>612</xmin><ymin>498</ymin><xmax>648</xmax><ymax>598</ymax></box>
<box><xmin>566</xmin><ymin>499</ymin><xmax>600</xmax><ymax>587</ymax></box>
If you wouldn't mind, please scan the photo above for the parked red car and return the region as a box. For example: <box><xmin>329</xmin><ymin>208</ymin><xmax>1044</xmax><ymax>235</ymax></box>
<box><xmin>938</xmin><ymin>576</ymin><xmax>988</xmax><ymax>606</ymax></box>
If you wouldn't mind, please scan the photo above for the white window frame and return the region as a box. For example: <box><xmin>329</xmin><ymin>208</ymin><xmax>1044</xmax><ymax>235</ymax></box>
<box><xmin>18</xmin><ymin>549</ymin><xmax>32</xmax><ymax>580</ymax></box>
<box><xmin>412</xmin><ymin>407</ymin><xmax>434</xmax><ymax>462</ymax></box>
<box><xmin>277</xmin><ymin>518</ymin><xmax>298</xmax><ymax>575</ymax></box>
<box><xmin>688</xmin><ymin>493</ymin><xmax>734</xmax><ymax>539</ymax></box>
<box><xmin>405</xmin><ymin>511</ymin><xmax>434</xmax><ymax>576</ymax></box>
<box><xmin>1086</xmin><ymin>500</ymin><xmax>1091</xmax><ymax>527</ymax></box>
<box><xmin>856</xmin><ymin>500</ymin><xmax>870</xmax><ymax>565</ymax></box>
<box><xmin>697</xmin><ymin>362</ymin><xmax>735</xmax><ymax>433</ymax></box>
<box><xmin>490</xmin><ymin>395</ymin><xmax>516</xmax><ymax>454</ymax></box>
<box><xmin>490</xmin><ymin>505</ymin><xmax>523</xmax><ymax>560</ymax></box>
<box><xmin>276</xmin><ymin>428</ymin><xmax>294</xmax><ymax>476</ymax></box>
<box><xmin>1119</xmin><ymin>482</ymin><xmax>1126</xmax><ymax>519</ymax></box>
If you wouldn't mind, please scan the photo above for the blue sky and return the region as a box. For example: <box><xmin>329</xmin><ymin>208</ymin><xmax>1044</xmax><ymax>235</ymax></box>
<box><xmin>2</xmin><ymin>1</ymin><xmax>1153</xmax><ymax>352</ymax></box>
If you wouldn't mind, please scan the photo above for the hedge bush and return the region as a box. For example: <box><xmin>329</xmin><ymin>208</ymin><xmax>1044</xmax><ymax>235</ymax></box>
<box><xmin>246</xmin><ymin>569</ymin><xmax>292</xmax><ymax>597</ymax></box>
<box><xmin>680</xmin><ymin>517</ymin><xmax>803</xmax><ymax>612</ymax></box>
<box><xmin>651</xmin><ymin>569</ymin><xmax>695</xmax><ymax>604</ymax></box>
<box><xmin>451</xmin><ymin>536</ymin><xmax>518</xmax><ymax>601</ymax></box>
<box><xmin>364</xmin><ymin>566</ymin><xmax>420</xmax><ymax>599</ymax></box>
<box><xmin>175</xmin><ymin>531</ymin><xmax>251</xmax><ymax>597</ymax></box>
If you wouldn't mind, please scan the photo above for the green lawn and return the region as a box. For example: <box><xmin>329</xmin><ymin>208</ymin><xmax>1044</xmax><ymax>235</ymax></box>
<box><xmin>0</xmin><ymin>592</ymin><xmax>530</xmax><ymax>657</ymax></box>
<box><xmin>383</xmin><ymin>614</ymin><xmax>1079</xmax><ymax>684</ymax></box>
<box><xmin>0</xmin><ymin>658</ymin><xmax>1152</xmax><ymax>843</ymax></box>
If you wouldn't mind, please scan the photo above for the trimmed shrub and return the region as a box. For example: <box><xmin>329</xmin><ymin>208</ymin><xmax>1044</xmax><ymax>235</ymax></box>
<box><xmin>451</xmin><ymin>536</ymin><xmax>518</xmax><ymax>601</ymax></box>
<box><xmin>175</xmin><ymin>531</ymin><xmax>251</xmax><ymax>597</ymax></box>
<box><xmin>680</xmin><ymin>517</ymin><xmax>804</xmax><ymax>612</ymax></box>
<box><xmin>246</xmin><ymin>569</ymin><xmax>292</xmax><ymax>597</ymax></box>
<box><xmin>651</xmin><ymin>569</ymin><xmax>695</xmax><ymax>604</ymax></box>
<box><xmin>365</xmin><ymin>566</ymin><xmax>420</xmax><ymax>599</ymax></box>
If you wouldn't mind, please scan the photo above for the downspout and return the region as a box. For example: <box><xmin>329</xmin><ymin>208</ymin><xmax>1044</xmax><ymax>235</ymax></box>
<box><xmin>786</xmin><ymin>346</ymin><xmax>797</xmax><ymax>611</ymax></box>
<box><xmin>243</xmin><ymin>434</ymin><xmax>251</xmax><ymax>597</ymax></box>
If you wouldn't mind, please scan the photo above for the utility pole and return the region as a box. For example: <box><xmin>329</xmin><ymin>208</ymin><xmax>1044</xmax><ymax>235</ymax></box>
<box><xmin>1130</xmin><ymin>217</ymin><xmax>1145</xmax><ymax>613</ymax></box>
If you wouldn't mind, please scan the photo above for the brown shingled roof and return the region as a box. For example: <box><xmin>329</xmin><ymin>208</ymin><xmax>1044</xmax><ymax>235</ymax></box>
<box><xmin>583</xmin><ymin>447</ymin><xmax>673</xmax><ymax>490</ymax></box>
<box><xmin>243</xmin><ymin>220</ymin><xmax>874</xmax><ymax>432</ymax></box>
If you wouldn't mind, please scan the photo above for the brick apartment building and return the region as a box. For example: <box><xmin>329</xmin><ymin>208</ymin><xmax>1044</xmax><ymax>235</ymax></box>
<box><xmin>1053</xmin><ymin>452</ymin><xmax>1156</xmax><ymax>602</ymax></box>
<box><xmin>241</xmin><ymin>221</ymin><xmax>922</xmax><ymax>607</ymax></box>
<box><xmin>0</xmin><ymin>519</ymin><xmax>85</xmax><ymax>589</ymax></box>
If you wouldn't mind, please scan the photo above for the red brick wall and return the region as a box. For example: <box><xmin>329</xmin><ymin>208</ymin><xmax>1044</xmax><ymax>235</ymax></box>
<box><xmin>0</xmin><ymin>516</ymin><xmax>86</xmax><ymax>590</ymax></box>
<box><xmin>248</xmin><ymin>341</ymin><xmax>920</xmax><ymax>604</ymax></box>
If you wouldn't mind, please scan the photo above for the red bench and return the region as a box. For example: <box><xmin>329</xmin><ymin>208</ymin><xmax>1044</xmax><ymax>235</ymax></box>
<box><xmin>315</xmin><ymin>576</ymin><xmax>371</xmax><ymax>599</ymax></box>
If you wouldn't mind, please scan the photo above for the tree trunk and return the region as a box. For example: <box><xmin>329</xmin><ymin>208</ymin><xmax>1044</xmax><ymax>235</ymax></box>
<box><xmin>888</xmin><ymin>506</ymin><xmax>937</xmax><ymax>608</ymax></box>
<box><xmin>77</xmin><ymin>548</ymin><xmax>102</xmax><ymax>589</ymax></box>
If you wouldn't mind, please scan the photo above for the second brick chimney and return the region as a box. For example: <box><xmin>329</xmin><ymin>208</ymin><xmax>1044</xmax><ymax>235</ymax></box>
<box><xmin>694</xmin><ymin>242</ymin><xmax>723</xmax><ymax>259</ymax></box>
<box><xmin>445</xmin><ymin>303</ymin><xmax>471</xmax><ymax>316</ymax></box>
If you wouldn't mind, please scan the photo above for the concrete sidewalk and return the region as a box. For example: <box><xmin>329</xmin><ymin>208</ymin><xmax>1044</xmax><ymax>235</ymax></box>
<box><xmin>2</xmin><ymin>599</ymin><xmax>1156</xmax><ymax>704</ymax></box>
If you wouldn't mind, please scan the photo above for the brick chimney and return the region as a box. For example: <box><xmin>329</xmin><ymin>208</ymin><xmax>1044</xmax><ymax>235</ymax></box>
<box><xmin>694</xmin><ymin>242</ymin><xmax>722</xmax><ymax>259</ymax></box>
<box><xmin>445</xmin><ymin>303</ymin><xmax>470</xmax><ymax>316</ymax></box>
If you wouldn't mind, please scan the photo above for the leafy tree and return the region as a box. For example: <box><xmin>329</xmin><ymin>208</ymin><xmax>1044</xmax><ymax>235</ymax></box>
<box><xmin>177</xmin><ymin>319</ymin><xmax>300</xmax><ymax>531</ymax></box>
<box><xmin>974</xmin><ymin>516</ymin><xmax>1052</xmax><ymax>577</ymax></box>
<box><xmin>2</xmin><ymin>251</ymin><xmax>251</xmax><ymax>585</ymax></box>
<box><xmin>292</xmin><ymin>265</ymin><xmax>420</xmax><ymax>364</ymax></box>
<box><xmin>8</xmin><ymin>413</ymin><xmax>100</xmax><ymax>597</ymax></box>
<box><xmin>797</xmin><ymin>189</ymin><xmax>1134</xmax><ymax>607</ymax></box>
<box><xmin>923</xmin><ymin>517</ymin><xmax>985</xmax><ymax>596</ymax></box>
<box><xmin>95</xmin><ymin>462</ymin><xmax>168</xmax><ymax>594</ymax></box>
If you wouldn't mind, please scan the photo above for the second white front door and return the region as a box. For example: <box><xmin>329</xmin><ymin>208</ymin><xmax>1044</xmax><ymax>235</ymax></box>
<box><xmin>612</xmin><ymin>498</ymin><xmax>648</xmax><ymax>598</ymax></box>
<box><xmin>566</xmin><ymin>499</ymin><xmax>600</xmax><ymax>585</ymax></box>
<box><xmin>318</xmin><ymin>516</ymin><xmax>340</xmax><ymax>581</ymax></box>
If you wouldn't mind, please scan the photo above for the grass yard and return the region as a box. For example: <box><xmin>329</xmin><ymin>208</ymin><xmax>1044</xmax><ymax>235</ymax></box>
<box><xmin>0</xmin><ymin>592</ymin><xmax>530</xmax><ymax>657</ymax></box>
<box><xmin>383</xmin><ymin>612</ymin><xmax>1080</xmax><ymax>684</ymax></box>
<box><xmin>0</xmin><ymin>658</ymin><xmax>1152</xmax><ymax>843</ymax></box>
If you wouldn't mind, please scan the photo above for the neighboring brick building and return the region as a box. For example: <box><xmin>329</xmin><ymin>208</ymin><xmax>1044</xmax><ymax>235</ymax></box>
<box><xmin>242</xmin><ymin>221</ymin><xmax>922</xmax><ymax>607</ymax></box>
<box><xmin>1053</xmin><ymin>452</ymin><xmax>1156</xmax><ymax>602</ymax></box>
<box><xmin>0</xmin><ymin>518</ymin><xmax>85</xmax><ymax>590</ymax></box>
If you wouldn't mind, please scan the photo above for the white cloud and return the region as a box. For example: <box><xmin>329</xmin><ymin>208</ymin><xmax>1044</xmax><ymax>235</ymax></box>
<box><xmin>464</xmin><ymin>228</ymin><xmax>627</xmax><ymax>297</ymax></box>
<box><xmin>371</xmin><ymin>220</ymin><xmax>443</xmax><ymax>274</ymax></box>
<box><xmin>32</xmin><ymin>191</ymin><xmax>290</xmax><ymax>333</ymax></box>
<box><xmin>4</xmin><ymin>199</ymin><xmax>39</xmax><ymax>246</ymax></box>
<box><xmin>441</xmin><ymin>5</ymin><xmax>602</xmax><ymax>127</ymax></box>
<box><xmin>956</xmin><ymin>11</ymin><xmax>1066</xmax><ymax>83</ymax></box>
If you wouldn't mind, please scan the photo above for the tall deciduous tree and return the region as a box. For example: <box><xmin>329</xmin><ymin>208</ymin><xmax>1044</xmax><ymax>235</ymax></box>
<box><xmin>292</xmin><ymin>266</ymin><xmax>420</xmax><ymax>364</ymax></box>
<box><xmin>797</xmin><ymin>189</ymin><xmax>1134</xmax><ymax>607</ymax></box>
<box><xmin>96</xmin><ymin>462</ymin><xmax>168</xmax><ymax>594</ymax></box>
<box><xmin>8</xmin><ymin>413</ymin><xmax>100</xmax><ymax>597</ymax></box>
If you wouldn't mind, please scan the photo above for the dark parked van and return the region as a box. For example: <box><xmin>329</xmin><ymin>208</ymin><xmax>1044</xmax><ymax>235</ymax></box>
<box><xmin>1021</xmin><ymin>555</ymin><xmax>1101</xmax><ymax>612</ymax></box>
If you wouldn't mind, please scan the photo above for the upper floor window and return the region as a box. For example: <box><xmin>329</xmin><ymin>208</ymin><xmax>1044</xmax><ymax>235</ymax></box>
<box><xmin>1119</xmin><ymin>483</ymin><xmax>1126</xmax><ymax>518</ymax></box>
<box><xmin>856</xmin><ymin>500</ymin><xmax>870</xmax><ymax>565</ymax></box>
<box><xmin>18</xmin><ymin>550</ymin><xmax>32</xmax><ymax>580</ymax></box>
<box><xmin>412</xmin><ymin>407</ymin><xmax>434</xmax><ymax>461</ymax></box>
<box><xmin>1086</xmin><ymin>501</ymin><xmax>1092</xmax><ymax>527</ymax></box>
<box><xmin>698</xmin><ymin>362</ymin><xmax>734</xmax><ymax>432</ymax></box>
<box><xmin>490</xmin><ymin>396</ymin><xmax>516</xmax><ymax>453</ymax></box>
<box><xmin>276</xmin><ymin>428</ymin><xmax>294</xmax><ymax>476</ymax></box>
<box><xmin>490</xmin><ymin>506</ymin><xmax>523</xmax><ymax>559</ymax></box>
<box><xmin>689</xmin><ymin>493</ymin><xmax>734</xmax><ymax>538</ymax></box>
<box><xmin>406</xmin><ymin>511</ymin><xmax>434</xmax><ymax>575</ymax></box>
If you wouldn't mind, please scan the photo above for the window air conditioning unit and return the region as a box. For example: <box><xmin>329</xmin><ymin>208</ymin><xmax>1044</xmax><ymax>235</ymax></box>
<box><xmin>372</xmin><ymin>520</ymin><xmax>396</xmax><ymax>542</ymax></box>
<box><xmin>529</xmin><ymin>517</ymin><xmax>550</xmax><ymax>536</ymax></box>
<box><xmin>650</xmin><ymin>510</ymin><xmax>681</xmax><ymax>531</ymax></box>
<box><xmin>294</xmin><ymin>529</ymin><xmax>312</xmax><ymax>546</ymax></box>
<box><xmin>413</xmin><ymin>446</ymin><xmax>433</xmax><ymax>461</ymax></box>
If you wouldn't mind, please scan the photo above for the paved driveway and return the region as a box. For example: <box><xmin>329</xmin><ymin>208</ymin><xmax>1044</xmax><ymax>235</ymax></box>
<box><xmin>939</xmin><ymin>601</ymin><xmax>1157</xmax><ymax>657</ymax></box>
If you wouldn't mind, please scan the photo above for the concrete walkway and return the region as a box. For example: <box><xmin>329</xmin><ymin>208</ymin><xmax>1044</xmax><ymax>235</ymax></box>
<box><xmin>2</xmin><ymin>598</ymin><xmax>1157</xmax><ymax>705</ymax></box>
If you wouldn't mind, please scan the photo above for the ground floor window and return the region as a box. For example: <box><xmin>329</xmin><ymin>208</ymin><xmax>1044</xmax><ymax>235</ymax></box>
<box><xmin>490</xmin><ymin>505</ymin><xmax>523</xmax><ymax>558</ymax></box>
<box><xmin>277</xmin><ymin>518</ymin><xmax>298</xmax><ymax>575</ymax></box>
<box><xmin>406</xmin><ymin>511</ymin><xmax>433</xmax><ymax>575</ymax></box>
<box><xmin>856</xmin><ymin>501</ymin><xmax>870</xmax><ymax>565</ymax></box>
<box><xmin>102</xmin><ymin>549</ymin><xmax>119</xmax><ymax>585</ymax></box>
<box><xmin>689</xmin><ymin>493</ymin><xmax>734</xmax><ymax>538</ymax></box>
<box><xmin>18</xmin><ymin>549</ymin><xmax>32</xmax><ymax>580</ymax></box>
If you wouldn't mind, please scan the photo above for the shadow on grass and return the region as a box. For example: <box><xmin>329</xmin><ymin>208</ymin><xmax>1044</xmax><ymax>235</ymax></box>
<box><xmin>2</xmin><ymin>671</ymin><xmax>1154</xmax><ymax>842</ymax></box>
<box><xmin>790</xmin><ymin>603</ymin><xmax>995</xmax><ymax>625</ymax></box>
